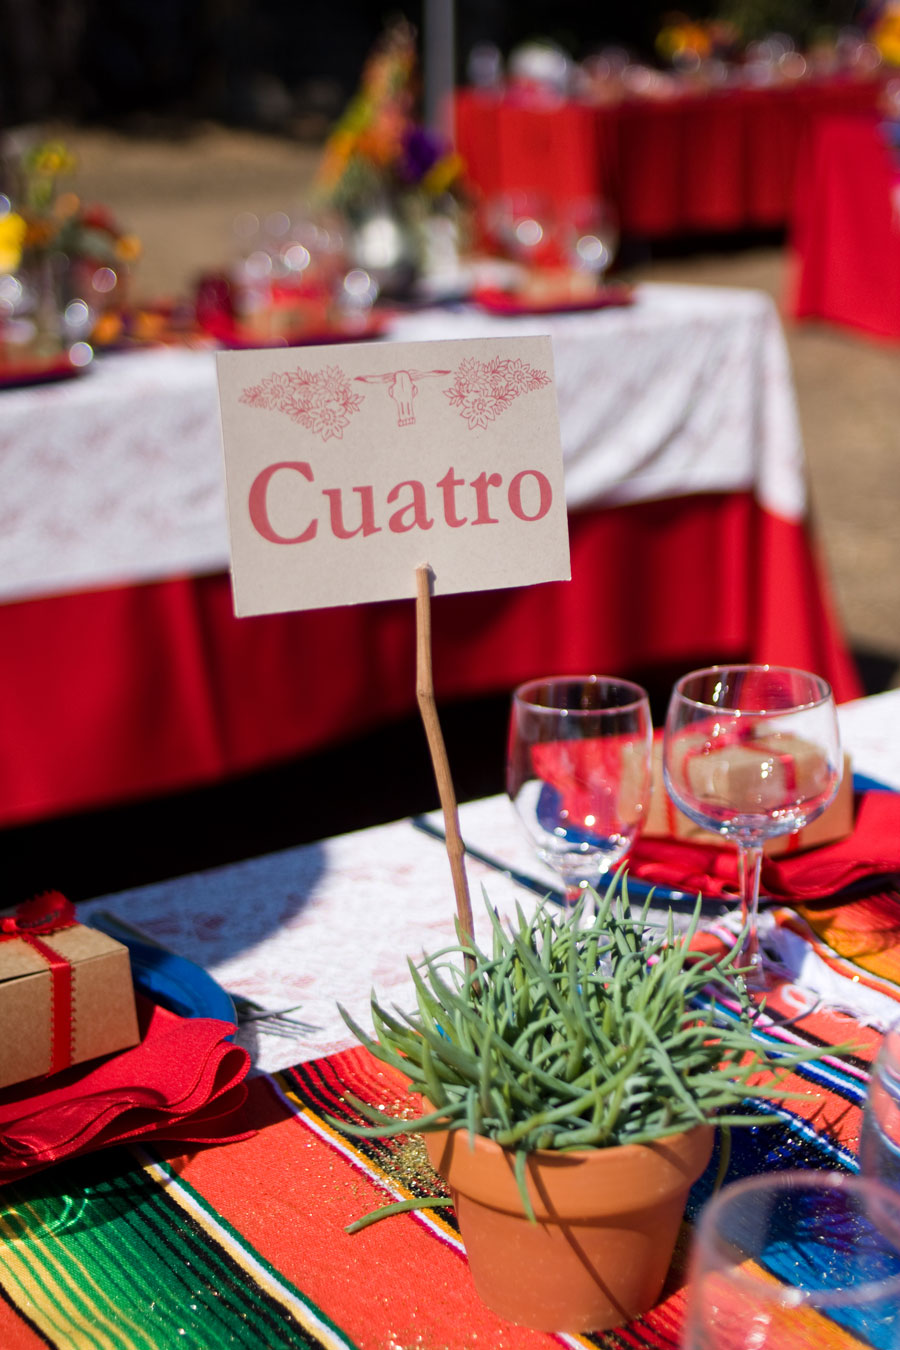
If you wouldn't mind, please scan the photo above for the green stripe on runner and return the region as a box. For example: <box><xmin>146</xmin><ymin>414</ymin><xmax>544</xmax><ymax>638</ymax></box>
<box><xmin>137</xmin><ymin>1149</ymin><xmax>358</xmax><ymax>1350</ymax></box>
<box><xmin>0</xmin><ymin>1200</ymin><xmax>131</xmax><ymax>1350</ymax></box>
<box><xmin>0</xmin><ymin>1148</ymin><xmax>358</xmax><ymax>1350</ymax></box>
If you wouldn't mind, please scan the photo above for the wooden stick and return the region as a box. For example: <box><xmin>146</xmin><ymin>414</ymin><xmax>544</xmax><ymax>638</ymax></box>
<box><xmin>415</xmin><ymin>563</ymin><xmax>476</xmax><ymax>969</ymax></box>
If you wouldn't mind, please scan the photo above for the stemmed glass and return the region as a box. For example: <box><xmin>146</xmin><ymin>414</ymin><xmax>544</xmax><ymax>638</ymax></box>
<box><xmin>683</xmin><ymin>1171</ymin><xmax>900</xmax><ymax>1348</ymax></box>
<box><xmin>484</xmin><ymin>191</ymin><xmax>556</xmax><ymax>267</ymax></box>
<box><xmin>663</xmin><ymin>664</ymin><xmax>842</xmax><ymax>988</ymax></box>
<box><xmin>506</xmin><ymin>675</ymin><xmax>652</xmax><ymax>905</ymax></box>
<box><xmin>861</xmin><ymin>1020</ymin><xmax>900</xmax><ymax>1195</ymax></box>
<box><xmin>559</xmin><ymin>196</ymin><xmax>620</xmax><ymax>286</ymax></box>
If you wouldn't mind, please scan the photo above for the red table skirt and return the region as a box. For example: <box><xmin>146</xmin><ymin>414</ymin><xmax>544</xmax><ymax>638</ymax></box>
<box><xmin>790</xmin><ymin>113</ymin><xmax>900</xmax><ymax>339</ymax></box>
<box><xmin>0</xmin><ymin>494</ymin><xmax>859</xmax><ymax>826</ymax></box>
<box><xmin>455</xmin><ymin>78</ymin><xmax>885</xmax><ymax>238</ymax></box>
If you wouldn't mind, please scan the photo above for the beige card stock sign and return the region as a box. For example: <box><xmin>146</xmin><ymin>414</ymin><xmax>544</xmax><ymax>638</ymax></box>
<box><xmin>217</xmin><ymin>335</ymin><xmax>570</xmax><ymax>616</ymax></box>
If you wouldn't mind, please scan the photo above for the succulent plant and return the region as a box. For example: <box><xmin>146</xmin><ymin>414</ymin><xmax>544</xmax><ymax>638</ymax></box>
<box><xmin>338</xmin><ymin>875</ymin><xmax>848</xmax><ymax>1223</ymax></box>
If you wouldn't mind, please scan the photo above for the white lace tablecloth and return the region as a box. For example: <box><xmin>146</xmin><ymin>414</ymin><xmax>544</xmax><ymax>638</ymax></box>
<box><xmin>77</xmin><ymin>688</ymin><xmax>894</xmax><ymax>1076</ymax></box>
<box><xmin>389</xmin><ymin>284</ymin><xmax>805</xmax><ymax>521</ymax></box>
<box><xmin>0</xmin><ymin>283</ymin><xmax>806</xmax><ymax>604</ymax></box>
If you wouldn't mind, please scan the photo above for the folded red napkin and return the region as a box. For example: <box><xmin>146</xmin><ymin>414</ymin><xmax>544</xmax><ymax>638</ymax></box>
<box><xmin>629</xmin><ymin>789</ymin><xmax>900</xmax><ymax>902</ymax></box>
<box><xmin>0</xmin><ymin>995</ymin><xmax>251</xmax><ymax>1182</ymax></box>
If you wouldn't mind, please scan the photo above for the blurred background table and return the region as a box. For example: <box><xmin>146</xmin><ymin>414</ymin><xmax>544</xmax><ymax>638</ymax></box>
<box><xmin>455</xmin><ymin>76</ymin><xmax>885</xmax><ymax>239</ymax></box>
<box><xmin>0</xmin><ymin>282</ymin><xmax>859</xmax><ymax>829</ymax></box>
<box><xmin>790</xmin><ymin>113</ymin><xmax>900</xmax><ymax>339</ymax></box>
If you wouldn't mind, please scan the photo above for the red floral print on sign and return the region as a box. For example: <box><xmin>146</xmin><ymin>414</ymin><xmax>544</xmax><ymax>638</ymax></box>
<box><xmin>240</xmin><ymin>366</ymin><xmax>364</xmax><ymax>441</ymax></box>
<box><xmin>444</xmin><ymin>356</ymin><xmax>551</xmax><ymax>430</ymax></box>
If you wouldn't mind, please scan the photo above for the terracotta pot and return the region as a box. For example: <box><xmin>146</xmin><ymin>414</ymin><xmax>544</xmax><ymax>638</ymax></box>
<box><xmin>424</xmin><ymin>1123</ymin><xmax>714</xmax><ymax>1333</ymax></box>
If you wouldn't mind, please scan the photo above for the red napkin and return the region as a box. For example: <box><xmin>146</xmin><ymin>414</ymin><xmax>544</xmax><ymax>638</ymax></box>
<box><xmin>472</xmin><ymin>283</ymin><xmax>636</xmax><ymax>316</ymax></box>
<box><xmin>0</xmin><ymin>996</ymin><xmax>251</xmax><ymax>1182</ymax></box>
<box><xmin>531</xmin><ymin>738</ymin><xmax>628</xmax><ymax>835</ymax></box>
<box><xmin>629</xmin><ymin>790</ymin><xmax>900</xmax><ymax>902</ymax></box>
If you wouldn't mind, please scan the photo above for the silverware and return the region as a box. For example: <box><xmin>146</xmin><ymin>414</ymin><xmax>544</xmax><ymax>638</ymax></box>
<box><xmin>229</xmin><ymin>994</ymin><xmax>321</xmax><ymax>1037</ymax></box>
<box><xmin>410</xmin><ymin>814</ymin><xmax>728</xmax><ymax>915</ymax></box>
<box><xmin>411</xmin><ymin>814</ymin><xmax>567</xmax><ymax>903</ymax></box>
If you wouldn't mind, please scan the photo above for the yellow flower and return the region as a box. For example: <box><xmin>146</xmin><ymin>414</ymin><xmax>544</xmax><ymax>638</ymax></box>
<box><xmin>28</xmin><ymin>141</ymin><xmax>76</xmax><ymax>176</ymax></box>
<box><xmin>0</xmin><ymin>212</ymin><xmax>27</xmax><ymax>272</ymax></box>
<box><xmin>874</xmin><ymin>8</ymin><xmax>900</xmax><ymax>64</ymax></box>
<box><xmin>423</xmin><ymin>152</ymin><xmax>464</xmax><ymax>196</ymax></box>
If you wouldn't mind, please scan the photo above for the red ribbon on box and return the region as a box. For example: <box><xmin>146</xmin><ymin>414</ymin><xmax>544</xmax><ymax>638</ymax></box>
<box><xmin>0</xmin><ymin>892</ymin><xmax>78</xmax><ymax>1075</ymax></box>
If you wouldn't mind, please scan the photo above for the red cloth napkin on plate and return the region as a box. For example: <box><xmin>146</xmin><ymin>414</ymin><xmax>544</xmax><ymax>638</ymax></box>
<box><xmin>472</xmin><ymin>283</ymin><xmax>635</xmax><ymax>315</ymax></box>
<box><xmin>629</xmin><ymin>789</ymin><xmax>900</xmax><ymax>902</ymax></box>
<box><xmin>0</xmin><ymin>996</ymin><xmax>251</xmax><ymax>1182</ymax></box>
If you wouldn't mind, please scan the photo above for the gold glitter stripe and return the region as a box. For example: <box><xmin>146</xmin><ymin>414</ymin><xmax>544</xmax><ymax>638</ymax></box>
<box><xmin>275</xmin><ymin>1080</ymin><xmax>462</xmax><ymax>1230</ymax></box>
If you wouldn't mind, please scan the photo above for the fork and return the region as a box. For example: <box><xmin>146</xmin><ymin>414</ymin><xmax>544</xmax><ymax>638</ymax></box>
<box><xmin>230</xmin><ymin>994</ymin><xmax>321</xmax><ymax>1037</ymax></box>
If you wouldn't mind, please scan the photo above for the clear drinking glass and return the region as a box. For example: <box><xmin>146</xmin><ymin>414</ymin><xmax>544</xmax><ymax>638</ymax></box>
<box><xmin>683</xmin><ymin>1171</ymin><xmax>900</xmax><ymax>1349</ymax></box>
<box><xmin>861</xmin><ymin>1021</ymin><xmax>900</xmax><ymax>1196</ymax></box>
<box><xmin>663</xmin><ymin>664</ymin><xmax>842</xmax><ymax>986</ymax></box>
<box><xmin>506</xmin><ymin>675</ymin><xmax>652</xmax><ymax>904</ymax></box>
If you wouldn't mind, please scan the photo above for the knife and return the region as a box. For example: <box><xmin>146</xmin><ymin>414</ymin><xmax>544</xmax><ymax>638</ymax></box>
<box><xmin>410</xmin><ymin>814</ymin><xmax>730</xmax><ymax>916</ymax></box>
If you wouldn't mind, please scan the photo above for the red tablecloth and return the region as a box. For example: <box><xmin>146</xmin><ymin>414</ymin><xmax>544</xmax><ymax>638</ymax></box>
<box><xmin>0</xmin><ymin>493</ymin><xmax>860</xmax><ymax>827</ymax></box>
<box><xmin>455</xmin><ymin>78</ymin><xmax>885</xmax><ymax>238</ymax></box>
<box><xmin>790</xmin><ymin>113</ymin><xmax>900</xmax><ymax>339</ymax></box>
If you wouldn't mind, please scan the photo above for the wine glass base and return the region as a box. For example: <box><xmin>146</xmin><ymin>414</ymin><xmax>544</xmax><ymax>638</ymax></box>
<box><xmin>686</xmin><ymin>917</ymin><xmax>823</xmax><ymax>1027</ymax></box>
<box><xmin>739</xmin><ymin>959</ymin><xmax>823</xmax><ymax>1028</ymax></box>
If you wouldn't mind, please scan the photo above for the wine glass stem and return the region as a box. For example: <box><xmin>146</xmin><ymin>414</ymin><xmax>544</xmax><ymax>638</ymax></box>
<box><xmin>737</xmin><ymin>843</ymin><xmax>764</xmax><ymax>977</ymax></box>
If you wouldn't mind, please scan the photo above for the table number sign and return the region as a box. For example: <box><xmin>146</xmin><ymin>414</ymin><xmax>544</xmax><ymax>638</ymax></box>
<box><xmin>217</xmin><ymin>334</ymin><xmax>570</xmax><ymax>616</ymax></box>
<box><xmin>218</xmin><ymin>333</ymin><xmax>569</xmax><ymax>952</ymax></box>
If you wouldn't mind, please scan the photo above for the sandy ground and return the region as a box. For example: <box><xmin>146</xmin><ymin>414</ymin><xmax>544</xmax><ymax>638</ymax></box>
<box><xmin>61</xmin><ymin>123</ymin><xmax>900</xmax><ymax>687</ymax></box>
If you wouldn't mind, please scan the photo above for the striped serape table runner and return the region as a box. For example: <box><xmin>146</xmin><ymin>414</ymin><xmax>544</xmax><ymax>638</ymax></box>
<box><xmin>0</xmin><ymin>963</ymin><xmax>886</xmax><ymax>1350</ymax></box>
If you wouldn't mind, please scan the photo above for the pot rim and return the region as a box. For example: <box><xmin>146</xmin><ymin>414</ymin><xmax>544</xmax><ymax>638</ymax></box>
<box><xmin>420</xmin><ymin>1106</ymin><xmax>715</xmax><ymax>1163</ymax></box>
<box><xmin>424</xmin><ymin>1121</ymin><xmax>715</xmax><ymax>1221</ymax></box>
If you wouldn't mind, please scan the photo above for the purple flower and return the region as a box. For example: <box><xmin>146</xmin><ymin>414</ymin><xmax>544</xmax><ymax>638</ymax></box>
<box><xmin>397</xmin><ymin>126</ymin><xmax>445</xmax><ymax>184</ymax></box>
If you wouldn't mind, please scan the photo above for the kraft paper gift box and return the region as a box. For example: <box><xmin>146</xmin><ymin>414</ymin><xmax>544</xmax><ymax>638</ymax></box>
<box><xmin>645</xmin><ymin>735</ymin><xmax>854</xmax><ymax>857</ymax></box>
<box><xmin>0</xmin><ymin>896</ymin><xmax>140</xmax><ymax>1091</ymax></box>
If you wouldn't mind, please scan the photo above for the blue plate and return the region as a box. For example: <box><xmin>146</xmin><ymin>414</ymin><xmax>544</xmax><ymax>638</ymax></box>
<box><xmin>88</xmin><ymin>915</ymin><xmax>236</xmax><ymax>1032</ymax></box>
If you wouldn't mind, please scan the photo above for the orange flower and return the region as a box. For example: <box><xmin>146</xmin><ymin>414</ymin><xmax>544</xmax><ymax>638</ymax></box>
<box><xmin>92</xmin><ymin>311</ymin><xmax>123</xmax><ymax>345</ymax></box>
<box><xmin>53</xmin><ymin>192</ymin><xmax>81</xmax><ymax>220</ymax></box>
<box><xmin>115</xmin><ymin>234</ymin><xmax>142</xmax><ymax>263</ymax></box>
<box><xmin>23</xmin><ymin>218</ymin><xmax>56</xmax><ymax>249</ymax></box>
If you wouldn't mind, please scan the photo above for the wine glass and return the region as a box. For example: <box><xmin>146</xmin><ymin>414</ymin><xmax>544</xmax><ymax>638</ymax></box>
<box><xmin>506</xmin><ymin>675</ymin><xmax>652</xmax><ymax>905</ymax></box>
<box><xmin>861</xmin><ymin>1020</ymin><xmax>900</xmax><ymax>1196</ymax></box>
<box><xmin>683</xmin><ymin>1171</ymin><xmax>900</xmax><ymax>1348</ymax></box>
<box><xmin>484</xmin><ymin>191</ymin><xmax>556</xmax><ymax>267</ymax></box>
<box><xmin>559</xmin><ymin>196</ymin><xmax>620</xmax><ymax>286</ymax></box>
<box><xmin>663</xmin><ymin>664</ymin><xmax>842</xmax><ymax>988</ymax></box>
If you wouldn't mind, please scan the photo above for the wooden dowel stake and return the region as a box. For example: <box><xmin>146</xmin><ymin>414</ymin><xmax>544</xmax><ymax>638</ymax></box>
<box><xmin>415</xmin><ymin>564</ymin><xmax>476</xmax><ymax>972</ymax></box>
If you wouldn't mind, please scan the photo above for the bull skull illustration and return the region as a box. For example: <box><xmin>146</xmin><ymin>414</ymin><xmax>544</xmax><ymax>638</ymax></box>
<box><xmin>355</xmin><ymin>368</ymin><xmax>451</xmax><ymax>427</ymax></box>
